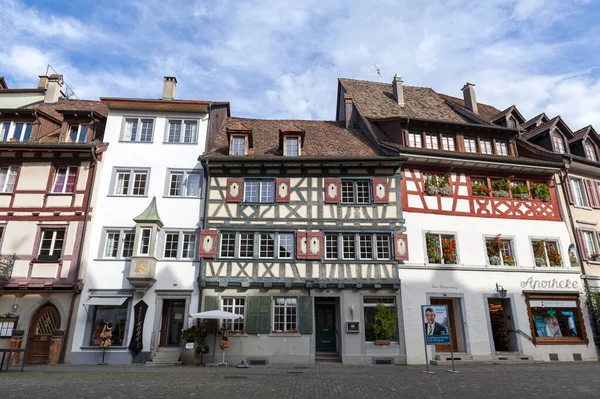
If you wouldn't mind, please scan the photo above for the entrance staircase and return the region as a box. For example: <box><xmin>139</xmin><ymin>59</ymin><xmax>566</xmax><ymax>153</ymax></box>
<box><xmin>146</xmin><ymin>347</ymin><xmax>181</xmax><ymax>366</ymax></box>
<box><xmin>430</xmin><ymin>352</ymin><xmax>536</xmax><ymax>365</ymax></box>
<box><xmin>315</xmin><ymin>352</ymin><xmax>341</xmax><ymax>364</ymax></box>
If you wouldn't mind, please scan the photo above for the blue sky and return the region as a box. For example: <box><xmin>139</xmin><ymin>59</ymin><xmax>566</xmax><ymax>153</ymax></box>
<box><xmin>2</xmin><ymin>0</ymin><xmax>600</xmax><ymax>129</ymax></box>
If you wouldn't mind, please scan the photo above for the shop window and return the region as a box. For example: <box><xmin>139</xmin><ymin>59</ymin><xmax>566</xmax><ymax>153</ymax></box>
<box><xmin>364</xmin><ymin>297</ymin><xmax>398</xmax><ymax>342</ymax></box>
<box><xmin>273</xmin><ymin>297</ymin><xmax>297</xmax><ymax>332</ymax></box>
<box><xmin>425</xmin><ymin>232</ymin><xmax>457</xmax><ymax>264</ymax></box>
<box><xmin>485</xmin><ymin>235</ymin><xmax>515</xmax><ymax>266</ymax></box>
<box><xmin>531</xmin><ymin>239</ymin><xmax>563</xmax><ymax>267</ymax></box>
<box><xmin>221</xmin><ymin>298</ymin><xmax>245</xmax><ymax>332</ymax></box>
<box><xmin>526</xmin><ymin>294</ymin><xmax>587</xmax><ymax>345</ymax></box>
<box><xmin>89</xmin><ymin>302</ymin><xmax>129</xmax><ymax>346</ymax></box>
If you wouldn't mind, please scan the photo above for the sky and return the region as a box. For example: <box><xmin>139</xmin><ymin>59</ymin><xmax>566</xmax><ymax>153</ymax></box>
<box><xmin>2</xmin><ymin>0</ymin><xmax>600</xmax><ymax>129</ymax></box>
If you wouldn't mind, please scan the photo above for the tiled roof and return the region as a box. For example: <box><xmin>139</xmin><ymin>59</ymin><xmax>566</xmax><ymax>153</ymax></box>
<box><xmin>522</xmin><ymin>112</ymin><xmax>549</xmax><ymax>130</ymax></box>
<box><xmin>205</xmin><ymin>117</ymin><xmax>386</xmax><ymax>159</ymax></box>
<box><xmin>25</xmin><ymin>99</ymin><xmax>107</xmax><ymax>121</ymax></box>
<box><xmin>570</xmin><ymin>126</ymin><xmax>590</xmax><ymax>143</ymax></box>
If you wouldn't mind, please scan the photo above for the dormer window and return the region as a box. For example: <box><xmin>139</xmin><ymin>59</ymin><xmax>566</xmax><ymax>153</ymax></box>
<box><xmin>551</xmin><ymin>131</ymin><xmax>565</xmax><ymax>154</ymax></box>
<box><xmin>284</xmin><ymin>136</ymin><xmax>300</xmax><ymax>156</ymax></box>
<box><xmin>585</xmin><ymin>142</ymin><xmax>597</xmax><ymax>161</ymax></box>
<box><xmin>226</xmin><ymin>123</ymin><xmax>253</xmax><ymax>156</ymax></box>
<box><xmin>231</xmin><ymin>136</ymin><xmax>246</xmax><ymax>156</ymax></box>
<box><xmin>408</xmin><ymin>131</ymin><xmax>422</xmax><ymax>148</ymax></box>
<box><xmin>480</xmin><ymin>138</ymin><xmax>493</xmax><ymax>155</ymax></box>
<box><xmin>279</xmin><ymin>127</ymin><xmax>305</xmax><ymax>157</ymax></box>
<box><xmin>508</xmin><ymin>118</ymin><xmax>516</xmax><ymax>129</ymax></box>
<box><xmin>69</xmin><ymin>124</ymin><xmax>89</xmax><ymax>143</ymax></box>
<box><xmin>425</xmin><ymin>133</ymin><xmax>439</xmax><ymax>149</ymax></box>
<box><xmin>0</xmin><ymin>122</ymin><xmax>32</xmax><ymax>142</ymax></box>
<box><xmin>495</xmin><ymin>140</ymin><xmax>508</xmax><ymax>156</ymax></box>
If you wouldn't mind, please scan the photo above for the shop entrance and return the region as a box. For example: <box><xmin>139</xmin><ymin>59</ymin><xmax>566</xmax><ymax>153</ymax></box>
<box><xmin>315</xmin><ymin>302</ymin><xmax>337</xmax><ymax>352</ymax></box>
<box><xmin>26</xmin><ymin>304</ymin><xmax>61</xmax><ymax>364</ymax></box>
<box><xmin>488</xmin><ymin>298</ymin><xmax>518</xmax><ymax>352</ymax></box>
<box><xmin>160</xmin><ymin>299</ymin><xmax>185</xmax><ymax>347</ymax></box>
<box><xmin>430</xmin><ymin>298</ymin><xmax>463</xmax><ymax>353</ymax></box>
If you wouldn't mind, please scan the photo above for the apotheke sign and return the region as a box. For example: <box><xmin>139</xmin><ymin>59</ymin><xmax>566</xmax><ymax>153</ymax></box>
<box><xmin>520</xmin><ymin>277</ymin><xmax>579</xmax><ymax>290</ymax></box>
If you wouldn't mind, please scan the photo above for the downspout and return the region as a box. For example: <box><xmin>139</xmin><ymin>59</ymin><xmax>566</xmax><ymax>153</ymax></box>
<box><xmin>197</xmin><ymin>158</ymin><xmax>210</xmax><ymax>314</ymax></box>
<box><xmin>59</xmin><ymin>144</ymin><xmax>98</xmax><ymax>363</ymax></box>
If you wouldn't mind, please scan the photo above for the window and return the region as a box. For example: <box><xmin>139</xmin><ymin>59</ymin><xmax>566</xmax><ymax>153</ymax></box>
<box><xmin>168</xmin><ymin>170</ymin><xmax>201</xmax><ymax>197</ymax></box>
<box><xmin>585</xmin><ymin>142</ymin><xmax>597</xmax><ymax>161</ymax></box>
<box><xmin>0</xmin><ymin>166</ymin><xmax>18</xmax><ymax>193</ymax></box>
<box><xmin>0</xmin><ymin>122</ymin><xmax>32</xmax><ymax>142</ymax></box>
<box><xmin>113</xmin><ymin>169</ymin><xmax>149</xmax><ymax>196</ymax></box>
<box><xmin>69</xmin><ymin>124</ymin><xmax>89</xmax><ymax>143</ymax></box>
<box><xmin>222</xmin><ymin>298</ymin><xmax>245</xmax><ymax>331</ymax></box>
<box><xmin>480</xmin><ymin>139</ymin><xmax>493</xmax><ymax>155</ymax></box>
<box><xmin>39</xmin><ymin>229</ymin><xmax>65</xmax><ymax>260</ymax></box>
<box><xmin>52</xmin><ymin>166</ymin><xmax>77</xmax><ymax>193</ymax></box>
<box><xmin>441</xmin><ymin>135</ymin><xmax>455</xmax><ymax>151</ymax></box>
<box><xmin>259</xmin><ymin>233</ymin><xmax>274</xmax><ymax>258</ymax></box>
<box><xmin>364</xmin><ymin>297</ymin><xmax>398</xmax><ymax>342</ymax></box>
<box><xmin>164</xmin><ymin>232</ymin><xmax>179</xmax><ymax>258</ymax></box>
<box><xmin>220</xmin><ymin>231</ymin><xmax>294</xmax><ymax>259</ymax></box>
<box><xmin>581</xmin><ymin>230</ymin><xmax>599</xmax><ymax>259</ymax></box>
<box><xmin>408</xmin><ymin>131</ymin><xmax>422</xmax><ymax>148</ymax></box>
<box><xmin>285</xmin><ymin>137</ymin><xmax>299</xmax><ymax>156</ymax></box>
<box><xmin>359</xmin><ymin>234</ymin><xmax>373</xmax><ymax>259</ymax></box>
<box><xmin>570</xmin><ymin>178</ymin><xmax>589</xmax><ymax>207</ymax></box>
<box><xmin>485</xmin><ymin>236</ymin><xmax>515</xmax><ymax>266</ymax></box>
<box><xmin>471</xmin><ymin>178</ymin><xmax>489</xmax><ymax>197</ymax></box>
<box><xmin>239</xmin><ymin>233</ymin><xmax>254</xmax><ymax>258</ymax></box>
<box><xmin>273</xmin><ymin>297</ymin><xmax>297</xmax><ymax>332</ymax></box>
<box><xmin>0</xmin><ymin>316</ymin><xmax>18</xmax><ymax>337</ymax></box>
<box><xmin>425</xmin><ymin>233</ymin><xmax>457</xmax><ymax>264</ymax></box>
<box><xmin>526</xmin><ymin>294</ymin><xmax>586</xmax><ymax>344</ymax></box>
<box><xmin>138</xmin><ymin>228</ymin><xmax>151</xmax><ymax>256</ymax></box>
<box><xmin>231</xmin><ymin>136</ymin><xmax>246</xmax><ymax>156</ymax></box>
<box><xmin>425</xmin><ymin>133</ymin><xmax>439</xmax><ymax>149</ymax></box>
<box><xmin>325</xmin><ymin>234</ymin><xmax>339</xmax><ymax>259</ymax></box>
<box><xmin>508</xmin><ymin>119</ymin><xmax>516</xmax><ymax>129</ymax></box>
<box><xmin>341</xmin><ymin>180</ymin><xmax>371</xmax><ymax>204</ymax></box>
<box><xmin>103</xmin><ymin>229</ymin><xmax>135</xmax><ymax>259</ymax></box>
<box><xmin>531</xmin><ymin>239</ymin><xmax>563</xmax><ymax>267</ymax></box>
<box><xmin>329</xmin><ymin>233</ymin><xmax>391</xmax><ymax>260</ymax></box>
<box><xmin>551</xmin><ymin>131</ymin><xmax>565</xmax><ymax>154</ymax></box>
<box><xmin>464</xmin><ymin>137</ymin><xmax>477</xmax><ymax>153</ymax></box>
<box><xmin>166</xmin><ymin>120</ymin><xmax>198</xmax><ymax>144</ymax></box>
<box><xmin>220</xmin><ymin>232</ymin><xmax>235</xmax><ymax>258</ymax></box>
<box><xmin>122</xmin><ymin>118</ymin><xmax>154</xmax><ymax>142</ymax></box>
<box><xmin>376</xmin><ymin>234</ymin><xmax>390</xmax><ymax>259</ymax></box>
<box><xmin>278</xmin><ymin>233</ymin><xmax>294</xmax><ymax>258</ymax></box>
<box><xmin>244</xmin><ymin>180</ymin><xmax>274</xmax><ymax>203</ymax></box>
<box><xmin>495</xmin><ymin>140</ymin><xmax>508</xmax><ymax>156</ymax></box>
<box><xmin>163</xmin><ymin>231</ymin><xmax>196</xmax><ymax>259</ymax></box>
<box><xmin>90</xmin><ymin>302</ymin><xmax>128</xmax><ymax>346</ymax></box>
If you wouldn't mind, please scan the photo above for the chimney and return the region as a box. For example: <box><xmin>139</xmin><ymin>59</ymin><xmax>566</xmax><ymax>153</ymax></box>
<box><xmin>162</xmin><ymin>76</ymin><xmax>177</xmax><ymax>100</ymax></box>
<box><xmin>461</xmin><ymin>82</ymin><xmax>478</xmax><ymax>114</ymax></box>
<box><xmin>344</xmin><ymin>93</ymin><xmax>354</xmax><ymax>129</ymax></box>
<box><xmin>392</xmin><ymin>74</ymin><xmax>404</xmax><ymax>106</ymax></box>
<box><xmin>44</xmin><ymin>74</ymin><xmax>64</xmax><ymax>103</ymax></box>
<box><xmin>38</xmin><ymin>75</ymin><xmax>49</xmax><ymax>89</ymax></box>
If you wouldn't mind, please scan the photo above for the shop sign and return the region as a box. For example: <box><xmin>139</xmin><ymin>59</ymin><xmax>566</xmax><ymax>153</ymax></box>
<box><xmin>520</xmin><ymin>277</ymin><xmax>579</xmax><ymax>290</ymax></box>
<box><xmin>128</xmin><ymin>300</ymin><xmax>148</xmax><ymax>356</ymax></box>
<box><xmin>422</xmin><ymin>305</ymin><xmax>450</xmax><ymax>345</ymax></box>
<box><xmin>529</xmin><ymin>300</ymin><xmax>577</xmax><ymax>308</ymax></box>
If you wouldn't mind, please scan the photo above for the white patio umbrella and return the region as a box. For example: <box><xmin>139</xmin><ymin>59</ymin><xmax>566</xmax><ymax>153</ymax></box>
<box><xmin>190</xmin><ymin>310</ymin><xmax>248</xmax><ymax>368</ymax></box>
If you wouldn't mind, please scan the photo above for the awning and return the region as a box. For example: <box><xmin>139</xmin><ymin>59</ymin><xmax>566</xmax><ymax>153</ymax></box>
<box><xmin>85</xmin><ymin>297</ymin><xmax>128</xmax><ymax>306</ymax></box>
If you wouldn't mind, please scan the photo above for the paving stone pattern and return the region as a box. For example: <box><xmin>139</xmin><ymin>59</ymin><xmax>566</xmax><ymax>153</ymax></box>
<box><xmin>2</xmin><ymin>363</ymin><xmax>600</xmax><ymax>399</ymax></box>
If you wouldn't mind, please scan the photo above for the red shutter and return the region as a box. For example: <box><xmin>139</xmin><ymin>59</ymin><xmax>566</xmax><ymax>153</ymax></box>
<box><xmin>296</xmin><ymin>231</ymin><xmax>307</xmax><ymax>259</ymax></box>
<box><xmin>275</xmin><ymin>178</ymin><xmax>291</xmax><ymax>203</ymax></box>
<box><xmin>226</xmin><ymin>178</ymin><xmax>243</xmax><ymax>202</ymax></box>
<box><xmin>306</xmin><ymin>232</ymin><xmax>323</xmax><ymax>260</ymax></box>
<box><xmin>372</xmin><ymin>178</ymin><xmax>389</xmax><ymax>204</ymax></box>
<box><xmin>575</xmin><ymin>228</ymin><xmax>588</xmax><ymax>261</ymax></box>
<box><xmin>565</xmin><ymin>176</ymin><xmax>574</xmax><ymax>205</ymax></box>
<box><xmin>393</xmin><ymin>233</ymin><xmax>409</xmax><ymax>261</ymax></box>
<box><xmin>198</xmin><ymin>229</ymin><xmax>218</xmax><ymax>258</ymax></box>
<box><xmin>324</xmin><ymin>178</ymin><xmax>341</xmax><ymax>204</ymax></box>
<box><xmin>586</xmin><ymin>179</ymin><xmax>600</xmax><ymax>208</ymax></box>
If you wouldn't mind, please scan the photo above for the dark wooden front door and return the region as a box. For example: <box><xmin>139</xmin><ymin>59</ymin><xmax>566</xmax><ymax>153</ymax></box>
<box><xmin>160</xmin><ymin>299</ymin><xmax>185</xmax><ymax>347</ymax></box>
<box><xmin>315</xmin><ymin>304</ymin><xmax>336</xmax><ymax>352</ymax></box>
<box><xmin>430</xmin><ymin>298</ymin><xmax>458</xmax><ymax>352</ymax></box>
<box><xmin>26</xmin><ymin>304</ymin><xmax>61</xmax><ymax>364</ymax></box>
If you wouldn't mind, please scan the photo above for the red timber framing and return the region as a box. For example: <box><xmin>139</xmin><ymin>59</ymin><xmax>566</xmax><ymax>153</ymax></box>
<box><xmin>402</xmin><ymin>166</ymin><xmax>560</xmax><ymax>221</ymax></box>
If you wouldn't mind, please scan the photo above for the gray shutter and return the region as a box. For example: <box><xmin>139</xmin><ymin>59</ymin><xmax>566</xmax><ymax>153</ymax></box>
<box><xmin>247</xmin><ymin>296</ymin><xmax>271</xmax><ymax>334</ymax></box>
<box><xmin>204</xmin><ymin>296</ymin><xmax>219</xmax><ymax>333</ymax></box>
<box><xmin>299</xmin><ymin>296</ymin><xmax>313</xmax><ymax>334</ymax></box>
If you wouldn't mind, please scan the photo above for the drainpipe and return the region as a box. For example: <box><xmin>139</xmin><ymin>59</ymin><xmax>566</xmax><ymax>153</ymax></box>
<box><xmin>59</xmin><ymin>144</ymin><xmax>99</xmax><ymax>363</ymax></box>
<box><xmin>197</xmin><ymin>158</ymin><xmax>210</xmax><ymax>314</ymax></box>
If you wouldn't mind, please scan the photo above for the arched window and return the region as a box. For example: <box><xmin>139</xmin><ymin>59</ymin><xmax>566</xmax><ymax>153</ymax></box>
<box><xmin>584</xmin><ymin>141</ymin><xmax>597</xmax><ymax>161</ymax></box>
<box><xmin>550</xmin><ymin>131</ymin><xmax>565</xmax><ymax>154</ymax></box>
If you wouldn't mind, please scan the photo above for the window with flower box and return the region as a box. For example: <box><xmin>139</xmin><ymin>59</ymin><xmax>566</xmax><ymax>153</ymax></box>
<box><xmin>485</xmin><ymin>235</ymin><xmax>516</xmax><ymax>266</ymax></box>
<box><xmin>425</xmin><ymin>233</ymin><xmax>457</xmax><ymax>264</ymax></box>
<box><xmin>531</xmin><ymin>239</ymin><xmax>563</xmax><ymax>267</ymax></box>
<box><xmin>510</xmin><ymin>180</ymin><xmax>530</xmax><ymax>200</ymax></box>
<box><xmin>471</xmin><ymin>178</ymin><xmax>490</xmax><ymax>197</ymax></box>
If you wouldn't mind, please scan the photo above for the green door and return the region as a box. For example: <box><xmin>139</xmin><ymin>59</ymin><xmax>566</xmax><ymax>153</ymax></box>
<box><xmin>315</xmin><ymin>304</ymin><xmax>336</xmax><ymax>352</ymax></box>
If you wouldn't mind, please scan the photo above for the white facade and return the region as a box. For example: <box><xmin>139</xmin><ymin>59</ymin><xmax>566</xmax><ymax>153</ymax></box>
<box><xmin>70</xmin><ymin>107</ymin><xmax>209</xmax><ymax>364</ymax></box>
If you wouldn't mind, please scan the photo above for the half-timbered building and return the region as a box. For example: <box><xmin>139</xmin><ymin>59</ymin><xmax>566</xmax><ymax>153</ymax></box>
<box><xmin>0</xmin><ymin>75</ymin><xmax>107</xmax><ymax>364</ymax></box>
<box><xmin>199</xmin><ymin>118</ymin><xmax>408</xmax><ymax>365</ymax></box>
<box><xmin>338</xmin><ymin>76</ymin><xmax>597</xmax><ymax>363</ymax></box>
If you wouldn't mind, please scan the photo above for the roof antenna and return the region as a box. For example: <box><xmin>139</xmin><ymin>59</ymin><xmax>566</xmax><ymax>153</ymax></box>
<box><xmin>371</xmin><ymin>63</ymin><xmax>386</xmax><ymax>80</ymax></box>
<box><xmin>45</xmin><ymin>64</ymin><xmax>79</xmax><ymax>100</ymax></box>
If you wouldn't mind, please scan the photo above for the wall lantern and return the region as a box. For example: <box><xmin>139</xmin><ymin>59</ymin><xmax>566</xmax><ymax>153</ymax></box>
<box><xmin>496</xmin><ymin>283</ymin><xmax>507</xmax><ymax>298</ymax></box>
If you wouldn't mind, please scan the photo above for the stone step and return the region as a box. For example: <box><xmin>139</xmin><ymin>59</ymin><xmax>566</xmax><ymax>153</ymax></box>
<box><xmin>315</xmin><ymin>352</ymin><xmax>341</xmax><ymax>363</ymax></box>
<box><xmin>146</xmin><ymin>361</ymin><xmax>182</xmax><ymax>367</ymax></box>
<box><xmin>434</xmin><ymin>353</ymin><xmax>472</xmax><ymax>361</ymax></box>
<box><xmin>156</xmin><ymin>347</ymin><xmax>181</xmax><ymax>352</ymax></box>
<box><xmin>154</xmin><ymin>351</ymin><xmax>181</xmax><ymax>357</ymax></box>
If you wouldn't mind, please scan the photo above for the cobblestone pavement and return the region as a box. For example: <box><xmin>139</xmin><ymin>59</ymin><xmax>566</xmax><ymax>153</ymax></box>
<box><xmin>2</xmin><ymin>362</ymin><xmax>600</xmax><ymax>399</ymax></box>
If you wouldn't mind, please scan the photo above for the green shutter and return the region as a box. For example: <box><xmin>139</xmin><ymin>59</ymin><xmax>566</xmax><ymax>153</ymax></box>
<box><xmin>299</xmin><ymin>296</ymin><xmax>313</xmax><ymax>334</ymax></box>
<box><xmin>247</xmin><ymin>296</ymin><xmax>271</xmax><ymax>334</ymax></box>
<box><xmin>204</xmin><ymin>296</ymin><xmax>219</xmax><ymax>333</ymax></box>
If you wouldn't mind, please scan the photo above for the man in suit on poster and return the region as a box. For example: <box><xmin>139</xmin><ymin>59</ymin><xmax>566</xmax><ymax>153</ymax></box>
<box><xmin>424</xmin><ymin>307</ymin><xmax>448</xmax><ymax>336</ymax></box>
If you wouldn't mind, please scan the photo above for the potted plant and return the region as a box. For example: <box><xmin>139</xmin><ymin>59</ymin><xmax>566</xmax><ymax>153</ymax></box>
<box><xmin>511</xmin><ymin>181</ymin><xmax>530</xmax><ymax>200</ymax></box>
<box><xmin>441</xmin><ymin>237</ymin><xmax>457</xmax><ymax>264</ymax></box>
<box><xmin>486</xmin><ymin>235</ymin><xmax>502</xmax><ymax>265</ymax></box>
<box><xmin>424</xmin><ymin>175</ymin><xmax>438</xmax><ymax>196</ymax></box>
<box><xmin>491</xmin><ymin>178</ymin><xmax>510</xmax><ymax>198</ymax></box>
<box><xmin>438</xmin><ymin>168</ymin><xmax>453</xmax><ymax>196</ymax></box>
<box><xmin>426</xmin><ymin>234</ymin><xmax>440</xmax><ymax>263</ymax></box>
<box><xmin>373</xmin><ymin>303</ymin><xmax>397</xmax><ymax>345</ymax></box>
<box><xmin>533</xmin><ymin>240</ymin><xmax>546</xmax><ymax>266</ymax></box>
<box><xmin>590</xmin><ymin>253</ymin><xmax>600</xmax><ymax>262</ymax></box>
<box><xmin>472</xmin><ymin>182</ymin><xmax>490</xmax><ymax>197</ymax></box>
<box><xmin>530</xmin><ymin>182</ymin><xmax>551</xmax><ymax>202</ymax></box>
<box><xmin>548</xmin><ymin>246</ymin><xmax>562</xmax><ymax>267</ymax></box>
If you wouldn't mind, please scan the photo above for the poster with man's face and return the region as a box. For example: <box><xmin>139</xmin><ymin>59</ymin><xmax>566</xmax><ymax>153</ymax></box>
<box><xmin>422</xmin><ymin>305</ymin><xmax>450</xmax><ymax>345</ymax></box>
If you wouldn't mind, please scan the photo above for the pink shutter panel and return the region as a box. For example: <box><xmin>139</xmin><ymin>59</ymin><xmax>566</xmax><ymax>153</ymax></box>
<box><xmin>275</xmin><ymin>178</ymin><xmax>291</xmax><ymax>203</ymax></box>
<box><xmin>198</xmin><ymin>229</ymin><xmax>218</xmax><ymax>258</ymax></box>
<box><xmin>226</xmin><ymin>178</ymin><xmax>243</xmax><ymax>202</ymax></box>
<box><xmin>565</xmin><ymin>176</ymin><xmax>574</xmax><ymax>205</ymax></box>
<box><xmin>372</xmin><ymin>178</ymin><xmax>389</xmax><ymax>204</ymax></box>
<box><xmin>587</xmin><ymin>180</ymin><xmax>600</xmax><ymax>208</ymax></box>
<box><xmin>575</xmin><ymin>228</ymin><xmax>588</xmax><ymax>261</ymax></box>
<box><xmin>296</xmin><ymin>231</ymin><xmax>307</xmax><ymax>259</ymax></box>
<box><xmin>306</xmin><ymin>232</ymin><xmax>323</xmax><ymax>260</ymax></box>
<box><xmin>393</xmin><ymin>233</ymin><xmax>409</xmax><ymax>261</ymax></box>
<box><xmin>324</xmin><ymin>178</ymin><xmax>341</xmax><ymax>204</ymax></box>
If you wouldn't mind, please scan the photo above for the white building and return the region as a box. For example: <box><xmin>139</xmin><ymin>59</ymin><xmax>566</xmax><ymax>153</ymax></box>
<box><xmin>70</xmin><ymin>77</ymin><xmax>229</xmax><ymax>364</ymax></box>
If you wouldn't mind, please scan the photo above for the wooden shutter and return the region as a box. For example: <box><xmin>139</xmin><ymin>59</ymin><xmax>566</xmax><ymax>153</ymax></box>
<box><xmin>296</xmin><ymin>231</ymin><xmax>308</xmax><ymax>259</ymax></box>
<box><xmin>372</xmin><ymin>178</ymin><xmax>389</xmax><ymax>204</ymax></box>
<box><xmin>198</xmin><ymin>229</ymin><xmax>218</xmax><ymax>258</ymax></box>
<box><xmin>393</xmin><ymin>233</ymin><xmax>409</xmax><ymax>261</ymax></box>
<box><xmin>585</xmin><ymin>180</ymin><xmax>600</xmax><ymax>208</ymax></box>
<box><xmin>306</xmin><ymin>232</ymin><xmax>323</xmax><ymax>260</ymax></box>
<box><xmin>226</xmin><ymin>178</ymin><xmax>243</xmax><ymax>202</ymax></box>
<box><xmin>575</xmin><ymin>228</ymin><xmax>588</xmax><ymax>261</ymax></box>
<box><xmin>246</xmin><ymin>296</ymin><xmax>271</xmax><ymax>334</ymax></box>
<box><xmin>565</xmin><ymin>176</ymin><xmax>574</xmax><ymax>205</ymax></box>
<box><xmin>204</xmin><ymin>296</ymin><xmax>219</xmax><ymax>333</ymax></box>
<box><xmin>324</xmin><ymin>178</ymin><xmax>341</xmax><ymax>204</ymax></box>
<box><xmin>299</xmin><ymin>296</ymin><xmax>313</xmax><ymax>334</ymax></box>
<box><xmin>275</xmin><ymin>178</ymin><xmax>291</xmax><ymax>203</ymax></box>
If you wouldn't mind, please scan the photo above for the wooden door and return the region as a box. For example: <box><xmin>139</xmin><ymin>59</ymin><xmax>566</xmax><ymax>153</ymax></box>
<box><xmin>161</xmin><ymin>299</ymin><xmax>185</xmax><ymax>347</ymax></box>
<box><xmin>315</xmin><ymin>304</ymin><xmax>336</xmax><ymax>352</ymax></box>
<box><xmin>26</xmin><ymin>304</ymin><xmax>60</xmax><ymax>364</ymax></box>
<box><xmin>430</xmin><ymin>298</ymin><xmax>458</xmax><ymax>352</ymax></box>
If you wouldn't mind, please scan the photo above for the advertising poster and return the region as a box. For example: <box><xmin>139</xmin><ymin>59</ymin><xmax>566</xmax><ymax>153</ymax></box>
<box><xmin>422</xmin><ymin>305</ymin><xmax>450</xmax><ymax>345</ymax></box>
